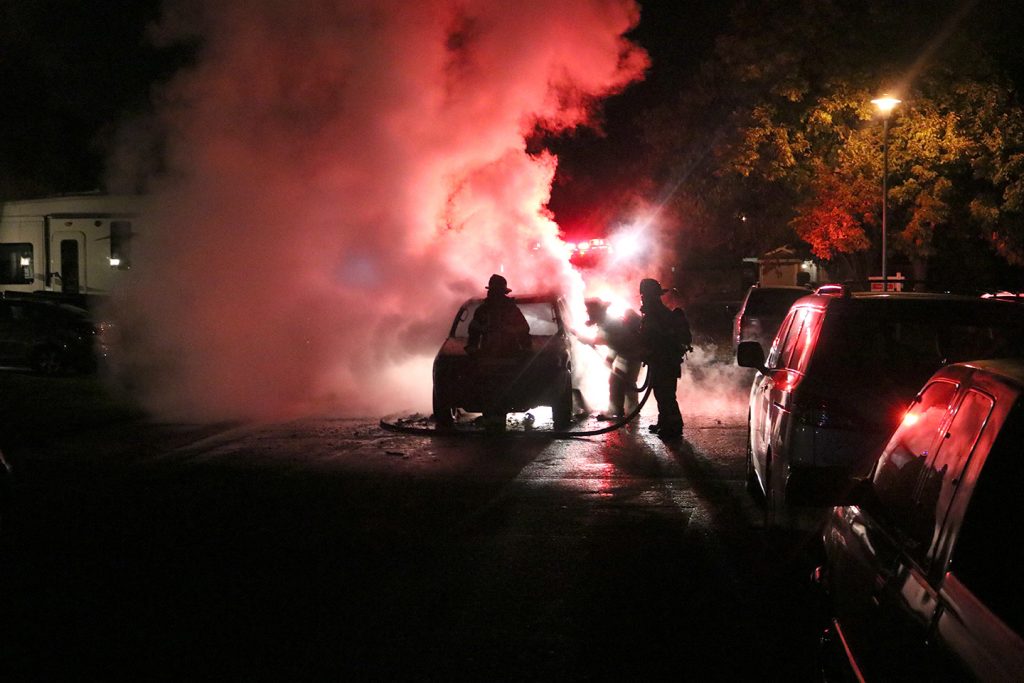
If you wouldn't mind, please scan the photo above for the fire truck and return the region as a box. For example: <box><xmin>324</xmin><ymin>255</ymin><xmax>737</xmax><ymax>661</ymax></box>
<box><xmin>567</xmin><ymin>237</ymin><xmax>611</xmax><ymax>269</ymax></box>
<box><xmin>0</xmin><ymin>193</ymin><xmax>145</xmax><ymax>297</ymax></box>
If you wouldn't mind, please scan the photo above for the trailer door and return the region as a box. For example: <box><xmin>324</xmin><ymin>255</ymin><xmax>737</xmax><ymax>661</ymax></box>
<box><xmin>51</xmin><ymin>230</ymin><xmax>85</xmax><ymax>293</ymax></box>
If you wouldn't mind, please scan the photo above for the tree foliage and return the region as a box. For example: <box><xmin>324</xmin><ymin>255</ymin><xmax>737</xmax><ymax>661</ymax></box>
<box><xmin>641</xmin><ymin>0</ymin><xmax>1024</xmax><ymax>286</ymax></box>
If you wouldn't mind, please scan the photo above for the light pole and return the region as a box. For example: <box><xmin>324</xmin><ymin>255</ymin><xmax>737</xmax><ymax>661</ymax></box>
<box><xmin>872</xmin><ymin>95</ymin><xmax>900</xmax><ymax>292</ymax></box>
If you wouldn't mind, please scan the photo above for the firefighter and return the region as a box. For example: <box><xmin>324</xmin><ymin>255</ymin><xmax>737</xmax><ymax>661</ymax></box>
<box><xmin>465</xmin><ymin>274</ymin><xmax>531</xmax><ymax>356</ymax></box>
<box><xmin>638</xmin><ymin>278</ymin><xmax>691</xmax><ymax>439</ymax></box>
<box><xmin>584</xmin><ymin>299</ymin><xmax>643</xmax><ymax>420</ymax></box>
<box><xmin>465</xmin><ymin>274</ymin><xmax>531</xmax><ymax>431</ymax></box>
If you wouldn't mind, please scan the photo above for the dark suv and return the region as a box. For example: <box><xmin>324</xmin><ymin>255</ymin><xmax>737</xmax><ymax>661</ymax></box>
<box><xmin>432</xmin><ymin>293</ymin><xmax>584</xmax><ymax>429</ymax></box>
<box><xmin>733</xmin><ymin>285</ymin><xmax>809</xmax><ymax>354</ymax></box>
<box><xmin>0</xmin><ymin>296</ymin><xmax>98</xmax><ymax>374</ymax></box>
<box><xmin>818</xmin><ymin>360</ymin><xmax>1024</xmax><ymax>681</ymax></box>
<box><xmin>738</xmin><ymin>290</ymin><xmax>1024</xmax><ymax>526</ymax></box>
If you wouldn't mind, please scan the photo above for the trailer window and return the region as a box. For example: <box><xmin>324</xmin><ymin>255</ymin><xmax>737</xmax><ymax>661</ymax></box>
<box><xmin>110</xmin><ymin>221</ymin><xmax>133</xmax><ymax>270</ymax></box>
<box><xmin>0</xmin><ymin>243</ymin><xmax>34</xmax><ymax>284</ymax></box>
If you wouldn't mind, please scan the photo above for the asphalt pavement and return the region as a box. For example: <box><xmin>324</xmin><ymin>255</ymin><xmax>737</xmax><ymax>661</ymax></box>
<box><xmin>0</xmin><ymin>362</ymin><xmax>824</xmax><ymax>682</ymax></box>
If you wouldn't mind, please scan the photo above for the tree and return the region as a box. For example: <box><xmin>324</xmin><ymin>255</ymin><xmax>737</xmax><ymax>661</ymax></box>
<box><xmin>639</xmin><ymin>0</ymin><xmax>1024</xmax><ymax>289</ymax></box>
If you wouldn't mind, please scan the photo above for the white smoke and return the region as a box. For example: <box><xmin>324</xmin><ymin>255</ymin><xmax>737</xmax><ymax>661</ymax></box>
<box><xmin>108</xmin><ymin>0</ymin><xmax>649</xmax><ymax>420</ymax></box>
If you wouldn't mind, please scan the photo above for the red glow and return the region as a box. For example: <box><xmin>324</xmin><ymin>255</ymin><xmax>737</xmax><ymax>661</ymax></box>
<box><xmin>107</xmin><ymin>0</ymin><xmax>650</xmax><ymax>420</ymax></box>
<box><xmin>902</xmin><ymin>411</ymin><xmax>921</xmax><ymax>427</ymax></box>
<box><xmin>771</xmin><ymin>369</ymin><xmax>803</xmax><ymax>393</ymax></box>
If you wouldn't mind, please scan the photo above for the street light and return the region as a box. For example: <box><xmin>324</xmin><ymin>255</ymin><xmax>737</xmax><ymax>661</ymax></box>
<box><xmin>872</xmin><ymin>95</ymin><xmax>900</xmax><ymax>291</ymax></box>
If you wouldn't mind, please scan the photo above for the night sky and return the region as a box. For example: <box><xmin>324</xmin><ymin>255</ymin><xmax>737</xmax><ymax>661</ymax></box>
<box><xmin>0</xmin><ymin>1</ymin><xmax>723</xmax><ymax>203</ymax></box>
<box><xmin>3</xmin><ymin>1</ymin><xmax>1023</xmax><ymax>219</ymax></box>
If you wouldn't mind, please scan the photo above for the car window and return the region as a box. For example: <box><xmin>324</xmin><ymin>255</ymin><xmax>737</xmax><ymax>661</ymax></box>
<box><xmin>9</xmin><ymin>303</ymin><xmax>28</xmax><ymax>321</ymax></box>
<box><xmin>914</xmin><ymin>388</ymin><xmax>994</xmax><ymax>561</ymax></box>
<box><xmin>788</xmin><ymin>309</ymin><xmax>824</xmax><ymax>372</ymax></box>
<box><xmin>517</xmin><ymin>302</ymin><xmax>559</xmax><ymax>336</ymax></box>
<box><xmin>453</xmin><ymin>301</ymin><xmax>558</xmax><ymax>337</ymax></box>
<box><xmin>949</xmin><ymin>399</ymin><xmax>1024</xmax><ymax>635</ymax></box>
<box><xmin>869</xmin><ymin>380</ymin><xmax>958</xmax><ymax>557</ymax></box>
<box><xmin>453</xmin><ymin>305</ymin><xmax>473</xmax><ymax>337</ymax></box>
<box><xmin>745</xmin><ymin>289</ymin><xmax>806</xmax><ymax>316</ymax></box>
<box><xmin>776</xmin><ymin>307</ymin><xmax>820</xmax><ymax>371</ymax></box>
<box><xmin>766</xmin><ymin>311</ymin><xmax>796</xmax><ymax>368</ymax></box>
<box><xmin>809</xmin><ymin>302</ymin><xmax>1024</xmax><ymax>387</ymax></box>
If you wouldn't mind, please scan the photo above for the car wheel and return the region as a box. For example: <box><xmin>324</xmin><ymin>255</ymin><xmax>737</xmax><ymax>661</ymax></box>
<box><xmin>32</xmin><ymin>346</ymin><xmax>64</xmax><ymax>376</ymax></box>
<box><xmin>432</xmin><ymin>387</ymin><xmax>456</xmax><ymax>431</ymax></box>
<box><xmin>553</xmin><ymin>379</ymin><xmax>573</xmax><ymax>428</ymax></box>
<box><xmin>745</xmin><ymin>416</ymin><xmax>761</xmax><ymax>498</ymax></box>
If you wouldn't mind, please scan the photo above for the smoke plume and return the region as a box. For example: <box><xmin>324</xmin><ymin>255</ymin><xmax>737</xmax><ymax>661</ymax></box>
<box><xmin>110</xmin><ymin>0</ymin><xmax>649</xmax><ymax>420</ymax></box>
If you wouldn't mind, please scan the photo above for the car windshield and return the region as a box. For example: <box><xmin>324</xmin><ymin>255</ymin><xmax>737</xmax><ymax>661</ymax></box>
<box><xmin>454</xmin><ymin>300</ymin><xmax>559</xmax><ymax>337</ymax></box>
<box><xmin>745</xmin><ymin>289</ymin><xmax>806</xmax><ymax>316</ymax></box>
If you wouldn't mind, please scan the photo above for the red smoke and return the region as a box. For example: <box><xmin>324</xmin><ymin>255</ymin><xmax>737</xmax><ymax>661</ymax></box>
<box><xmin>109</xmin><ymin>0</ymin><xmax>649</xmax><ymax>420</ymax></box>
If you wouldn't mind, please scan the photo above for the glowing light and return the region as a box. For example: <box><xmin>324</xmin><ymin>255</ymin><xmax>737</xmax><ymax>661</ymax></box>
<box><xmin>871</xmin><ymin>95</ymin><xmax>901</xmax><ymax>116</ymax></box>
<box><xmin>608</xmin><ymin>222</ymin><xmax>648</xmax><ymax>263</ymax></box>
<box><xmin>902</xmin><ymin>411</ymin><xmax>920</xmax><ymax>427</ymax></box>
<box><xmin>19</xmin><ymin>257</ymin><xmax>30</xmax><ymax>267</ymax></box>
<box><xmin>109</xmin><ymin>258</ymin><xmax>121</xmax><ymax>267</ymax></box>
<box><xmin>587</xmin><ymin>286</ymin><xmax>634</xmax><ymax>320</ymax></box>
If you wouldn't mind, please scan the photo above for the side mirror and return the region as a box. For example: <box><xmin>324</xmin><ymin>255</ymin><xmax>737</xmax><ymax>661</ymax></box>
<box><xmin>737</xmin><ymin>340</ymin><xmax>766</xmax><ymax>372</ymax></box>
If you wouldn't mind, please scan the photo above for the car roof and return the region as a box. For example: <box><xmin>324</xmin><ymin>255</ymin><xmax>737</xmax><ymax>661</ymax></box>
<box><xmin>462</xmin><ymin>293</ymin><xmax>563</xmax><ymax>306</ymax></box>
<box><xmin>945</xmin><ymin>358</ymin><xmax>1024</xmax><ymax>389</ymax></box>
<box><xmin>791</xmin><ymin>291</ymin><xmax>1021</xmax><ymax>310</ymax></box>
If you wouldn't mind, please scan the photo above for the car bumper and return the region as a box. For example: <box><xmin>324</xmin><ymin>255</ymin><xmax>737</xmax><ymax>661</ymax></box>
<box><xmin>783</xmin><ymin>424</ymin><xmax>885</xmax><ymax>504</ymax></box>
<box><xmin>436</xmin><ymin>357</ymin><xmax>570</xmax><ymax>413</ymax></box>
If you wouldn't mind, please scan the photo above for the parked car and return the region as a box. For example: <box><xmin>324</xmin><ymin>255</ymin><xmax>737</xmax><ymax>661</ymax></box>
<box><xmin>737</xmin><ymin>289</ymin><xmax>1024</xmax><ymax>526</ymax></box>
<box><xmin>432</xmin><ymin>293</ymin><xmax>585</xmax><ymax>429</ymax></box>
<box><xmin>0</xmin><ymin>295</ymin><xmax>99</xmax><ymax>374</ymax></box>
<box><xmin>732</xmin><ymin>284</ymin><xmax>809</xmax><ymax>354</ymax></box>
<box><xmin>817</xmin><ymin>359</ymin><xmax>1024</xmax><ymax>681</ymax></box>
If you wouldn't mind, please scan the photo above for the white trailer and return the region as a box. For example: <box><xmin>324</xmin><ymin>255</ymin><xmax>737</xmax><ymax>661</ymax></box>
<box><xmin>0</xmin><ymin>194</ymin><xmax>145</xmax><ymax>296</ymax></box>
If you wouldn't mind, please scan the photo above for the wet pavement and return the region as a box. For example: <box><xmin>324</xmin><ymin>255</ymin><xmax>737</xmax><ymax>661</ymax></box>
<box><xmin>0</xmin><ymin>373</ymin><xmax>824</xmax><ymax>681</ymax></box>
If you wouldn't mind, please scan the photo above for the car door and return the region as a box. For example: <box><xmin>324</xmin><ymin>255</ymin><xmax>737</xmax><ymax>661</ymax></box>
<box><xmin>936</xmin><ymin>397</ymin><xmax>1024</xmax><ymax>679</ymax></box>
<box><xmin>749</xmin><ymin>309</ymin><xmax>796</xmax><ymax>480</ymax></box>
<box><xmin>867</xmin><ymin>387</ymin><xmax>994</xmax><ymax>679</ymax></box>
<box><xmin>829</xmin><ymin>379</ymin><xmax>959</xmax><ymax>679</ymax></box>
<box><xmin>761</xmin><ymin>306</ymin><xmax>819</xmax><ymax>484</ymax></box>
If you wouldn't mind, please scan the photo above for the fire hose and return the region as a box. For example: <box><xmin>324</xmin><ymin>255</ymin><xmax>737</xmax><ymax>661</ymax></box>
<box><xmin>378</xmin><ymin>367</ymin><xmax>653</xmax><ymax>439</ymax></box>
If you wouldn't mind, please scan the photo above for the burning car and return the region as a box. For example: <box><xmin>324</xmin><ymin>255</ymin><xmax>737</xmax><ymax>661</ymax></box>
<box><xmin>432</xmin><ymin>293</ymin><xmax>585</xmax><ymax>429</ymax></box>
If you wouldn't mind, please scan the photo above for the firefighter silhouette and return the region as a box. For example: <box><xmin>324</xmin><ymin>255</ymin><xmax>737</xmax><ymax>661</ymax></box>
<box><xmin>465</xmin><ymin>274</ymin><xmax>531</xmax><ymax>431</ymax></box>
<box><xmin>638</xmin><ymin>278</ymin><xmax>690</xmax><ymax>439</ymax></box>
<box><xmin>465</xmin><ymin>274</ymin><xmax>530</xmax><ymax>356</ymax></box>
<box><xmin>584</xmin><ymin>299</ymin><xmax>643</xmax><ymax>420</ymax></box>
